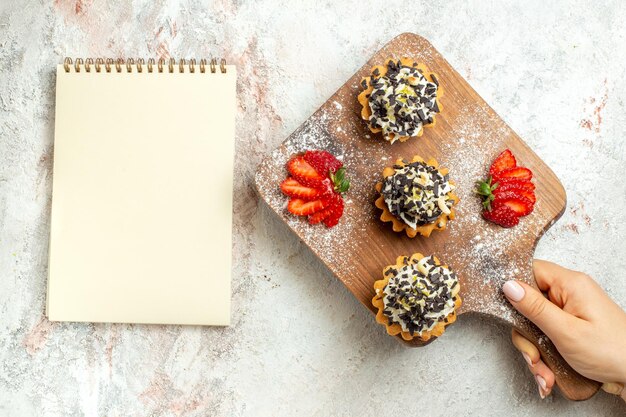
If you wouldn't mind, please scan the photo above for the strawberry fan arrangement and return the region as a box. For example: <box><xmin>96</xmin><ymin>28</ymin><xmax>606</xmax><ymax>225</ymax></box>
<box><xmin>476</xmin><ymin>149</ymin><xmax>536</xmax><ymax>228</ymax></box>
<box><xmin>280</xmin><ymin>150</ymin><xmax>349</xmax><ymax>227</ymax></box>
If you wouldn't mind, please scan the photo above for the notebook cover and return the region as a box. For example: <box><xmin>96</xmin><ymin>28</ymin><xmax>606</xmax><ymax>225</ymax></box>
<box><xmin>47</xmin><ymin>64</ymin><xmax>236</xmax><ymax>325</ymax></box>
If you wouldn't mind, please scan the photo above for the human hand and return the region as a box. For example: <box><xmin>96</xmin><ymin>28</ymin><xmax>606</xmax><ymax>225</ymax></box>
<box><xmin>502</xmin><ymin>259</ymin><xmax>626</xmax><ymax>400</ymax></box>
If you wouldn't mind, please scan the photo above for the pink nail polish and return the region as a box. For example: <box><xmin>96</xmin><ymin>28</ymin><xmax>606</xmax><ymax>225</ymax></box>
<box><xmin>522</xmin><ymin>352</ymin><xmax>533</xmax><ymax>367</ymax></box>
<box><xmin>503</xmin><ymin>280</ymin><xmax>525</xmax><ymax>302</ymax></box>
<box><xmin>535</xmin><ymin>374</ymin><xmax>547</xmax><ymax>391</ymax></box>
<box><xmin>535</xmin><ymin>374</ymin><xmax>548</xmax><ymax>399</ymax></box>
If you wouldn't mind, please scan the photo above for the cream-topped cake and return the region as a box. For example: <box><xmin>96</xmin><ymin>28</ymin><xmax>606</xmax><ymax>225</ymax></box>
<box><xmin>381</xmin><ymin>160</ymin><xmax>455</xmax><ymax>229</ymax></box>
<box><xmin>374</xmin><ymin>156</ymin><xmax>459</xmax><ymax>238</ymax></box>
<box><xmin>358</xmin><ymin>58</ymin><xmax>442</xmax><ymax>144</ymax></box>
<box><xmin>372</xmin><ymin>253</ymin><xmax>462</xmax><ymax>342</ymax></box>
<box><xmin>381</xmin><ymin>256</ymin><xmax>459</xmax><ymax>335</ymax></box>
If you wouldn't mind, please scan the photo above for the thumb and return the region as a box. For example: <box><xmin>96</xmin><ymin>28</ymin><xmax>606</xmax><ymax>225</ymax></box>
<box><xmin>503</xmin><ymin>280</ymin><xmax>578</xmax><ymax>341</ymax></box>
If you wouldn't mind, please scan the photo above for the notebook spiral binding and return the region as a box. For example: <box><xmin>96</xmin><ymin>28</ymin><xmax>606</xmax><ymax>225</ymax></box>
<box><xmin>63</xmin><ymin>57</ymin><xmax>227</xmax><ymax>74</ymax></box>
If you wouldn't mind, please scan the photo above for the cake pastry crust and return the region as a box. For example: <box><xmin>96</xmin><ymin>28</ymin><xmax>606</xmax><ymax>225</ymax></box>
<box><xmin>358</xmin><ymin>57</ymin><xmax>443</xmax><ymax>143</ymax></box>
<box><xmin>372</xmin><ymin>253</ymin><xmax>462</xmax><ymax>342</ymax></box>
<box><xmin>375</xmin><ymin>155</ymin><xmax>459</xmax><ymax>238</ymax></box>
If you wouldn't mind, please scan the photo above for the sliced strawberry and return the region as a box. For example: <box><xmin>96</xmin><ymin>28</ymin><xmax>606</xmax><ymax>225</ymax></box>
<box><xmin>482</xmin><ymin>205</ymin><xmax>519</xmax><ymax>228</ymax></box>
<box><xmin>493</xmin><ymin>192</ymin><xmax>534</xmax><ymax>217</ymax></box>
<box><xmin>323</xmin><ymin>198</ymin><xmax>345</xmax><ymax>227</ymax></box>
<box><xmin>287</xmin><ymin>198</ymin><xmax>326</xmax><ymax>216</ymax></box>
<box><xmin>316</xmin><ymin>178</ymin><xmax>335</xmax><ymax>199</ymax></box>
<box><xmin>478</xmin><ymin>149</ymin><xmax>536</xmax><ymax>228</ymax></box>
<box><xmin>309</xmin><ymin>192</ymin><xmax>344</xmax><ymax>226</ymax></box>
<box><xmin>320</xmin><ymin>190</ymin><xmax>341</xmax><ymax>206</ymax></box>
<box><xmin>283</xmin><ymin>151</ymin><xmax>348</xmax><ymax>227</ymax></box>
<box><xmin>287</xmin><ymin>157</ymin><xmax>324</xmax><ymax>187</ymax></box>
<box><xmin>303</xmin><ymin>150</ymin><xmax>343</xmax><ymax>176</ymax></box>
<box><xmin>493</xmin><ymin>167</ymin><xmax>533</xmax><ymax>182</ymax></box>
<box><xmin>308</xmin><ymin>207</ymin><xmax>333</xmax><ymax>224</ymax></box>
<box><xmin>280</xmin><ymin>177</ymin><xmax>319</xmax><ymax>200</ymax></box>
<box><xmin>494</xmin><ymin>185</ymin><xmax>536</xmax><ymax>204</ymax></box>
<box><xmin>522</xmin><ymin>189</ymin><xmax>536</xmax><ymax>204</ymax></box>
<box><xmin>494</xmin><ymin>179</ymin><xmax>535</xmax><ymax>192</ymax></box>
<box><xmin>489</xmin><ymin>149</ymin><xmax>517</xmax><ymax>177</ymax></box>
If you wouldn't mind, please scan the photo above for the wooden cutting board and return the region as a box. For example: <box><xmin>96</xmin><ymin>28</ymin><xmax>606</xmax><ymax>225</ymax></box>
<box><xmin>255</xmin><ymin>33</ymin><xmax>600</xmax><ymax>401</ymax></box>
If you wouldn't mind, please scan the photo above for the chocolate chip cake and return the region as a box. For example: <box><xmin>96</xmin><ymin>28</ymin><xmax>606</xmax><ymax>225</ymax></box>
<box><xmin>372</xmin><ymin>253</ymin><xmax>462</xmax><ymax>342</ymax></box>
<box><xmin>358</xmin><ymin>58</ymin><xmax>442</xmax><ymax>143</ymax></box>
<box><xmin>374</xmin><ymin>155</ymin><xmax>459</xmax><ymax>237</ymax></box>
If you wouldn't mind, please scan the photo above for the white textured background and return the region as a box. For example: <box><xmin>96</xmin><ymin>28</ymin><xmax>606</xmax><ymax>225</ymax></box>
<box><xmin>1</xmin><ymin>1</ymin><xmax>625</xmax><ymax>416</ymax></box>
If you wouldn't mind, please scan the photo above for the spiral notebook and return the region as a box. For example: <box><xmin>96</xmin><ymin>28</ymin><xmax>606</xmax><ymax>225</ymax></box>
<box><xmin>47</xmin><ymin>58</ymin><xmax>236</xmax><ymax>325</ymax></box>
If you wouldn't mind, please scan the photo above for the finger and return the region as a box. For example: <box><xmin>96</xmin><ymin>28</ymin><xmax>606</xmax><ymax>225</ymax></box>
<box><xmin>511</xmin><ymin>329</ymin><xmax>540</xmax><ymax>366</ymax></box>
<box><xmin>602</xmin><ymin>382</ymin><xmax>624</xmax><ymax>398</ymax></box>
<box><xmin>533</xmin><ymin>260</ymin><xmax>596</xmax><ymax>312</ymax></box>
<box><xmin>503</xmin><ymin>280</ymin><xmax>583</xmax><ymax>342</ymax></box>
<box><xmin>532</xmin><ymin>259</ymin><xmax>572</xmax><ymax>292</ymax></box>
<box><xmin>511</xmin><ymin>330</ymin><xmax>554</xmax><ymax>398</ymax></box>
<box><xmin>534</xmin><ymin>260</ymin><xmax>622</xmax><ymax>323</ymax></box>
<box><xmin>529</xmin><ymin>358</ymin><xmax>555</xmax><ymax>399</ymax></box>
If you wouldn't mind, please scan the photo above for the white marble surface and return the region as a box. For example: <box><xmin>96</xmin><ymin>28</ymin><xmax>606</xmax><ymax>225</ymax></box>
<box><xmin>1</xmin><ymin>1</ymin><xmax>625</xmax><ymax>416</ymax></box>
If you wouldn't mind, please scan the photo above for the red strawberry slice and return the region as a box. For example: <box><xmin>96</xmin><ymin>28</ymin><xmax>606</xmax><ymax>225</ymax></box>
<box><xmin>303</xmin><ymin>150</ymin><xmax>343</xmax><ymax>176</ymax></box>
<box><xmin>494</xmin><ymin>179</ymin><xmax>535</xmax><ymax>192</ymax></box>
<box><xmin>317</xmin><ymin>178</ymin><xmax>336</xmax><ymax>199</ymax></box>
<box><xmin>493</xmin><ymin>167</ymin><xmax>533</xmax><ymax>182</ymax></box>
<box><xmin>283</xmin><ymin>151</ymin><xmax>349</xmax><ymax>227</ymax></box>
<box><xmin>521</xmin><ymin>190</ymin><xmax>536</xmax><ymax>204</ymax></box>
<box><xmin>308</xmin><ymin>207</ymin><xmax>334</xmax><ymax>224</ymax></box>
<box><xmin>477</xmin><ymin>149</ymin><xmax>536</xmax><ymax>228</ymax></box>
<box><xmin>280</xmin><ymin>177</ymin><xmax>319</xmax><ymax>200</ymax></box>
<box><xmin>323</xmin><ymin>198</ymin><xmax>345</xmax><ymax>227</ymax></box>
<box><xmin>489</xmin><ymin>149</ymin><xmax>517</xmax><ymax>177</ymax></box>
<box><xmin>494</xmin><ymin>185</ymin><xmax>536</xmax><ymax>204</ymax></box>
<box><xmin>321</xmin><ymin>190</ymin><xmax>342</xmax><ymax>207</ymax></box>
<box><xmin>483</xmin><ymin>205</ymin><xmax>519</xmax><ymax>228</ymax></box>
<box><xmin>309</xmin><ymin>193</ymin><xmax>344</xmax><ymax>226</ymax></box>
<box><xmin>287</xmin><ymin>157</ymin><xmax>324</xmax><ymax>187</ymax></box>
<box><xmin>493</xmin><ymin>192</ymin><xmax>534</xmax><ymax>216</ymax></box>
<box><xmin>287</xmin><ymin>198</ymin><xmax>326</xmax><ymax>216</ymax></box>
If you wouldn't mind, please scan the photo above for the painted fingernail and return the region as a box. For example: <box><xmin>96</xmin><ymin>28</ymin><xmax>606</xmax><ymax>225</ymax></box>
<box><xmin>537</xmin><ymin>384</ymin><xmax>546</xmax><ymax>399</ymax></box>
<box><xmin>535</xmin><ymin>374</ymin><xmax>548</xmax><ymax>399</ymax></box>
<box><xmin>522</xmin><ymin>352</ymin><xmax>533</xmax><ymax>367</ymax></box>
<box><xmin>503</xmin><ymin>280</ymin><xmax>525</xmax><ymax>302</ymax></box>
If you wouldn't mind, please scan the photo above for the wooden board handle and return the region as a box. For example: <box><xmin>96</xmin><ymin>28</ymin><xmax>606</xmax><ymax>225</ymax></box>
<box><xmin>513</xmin><ymin>318</ymin><xmax>601</xmax><ymax>400</ymax></box>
